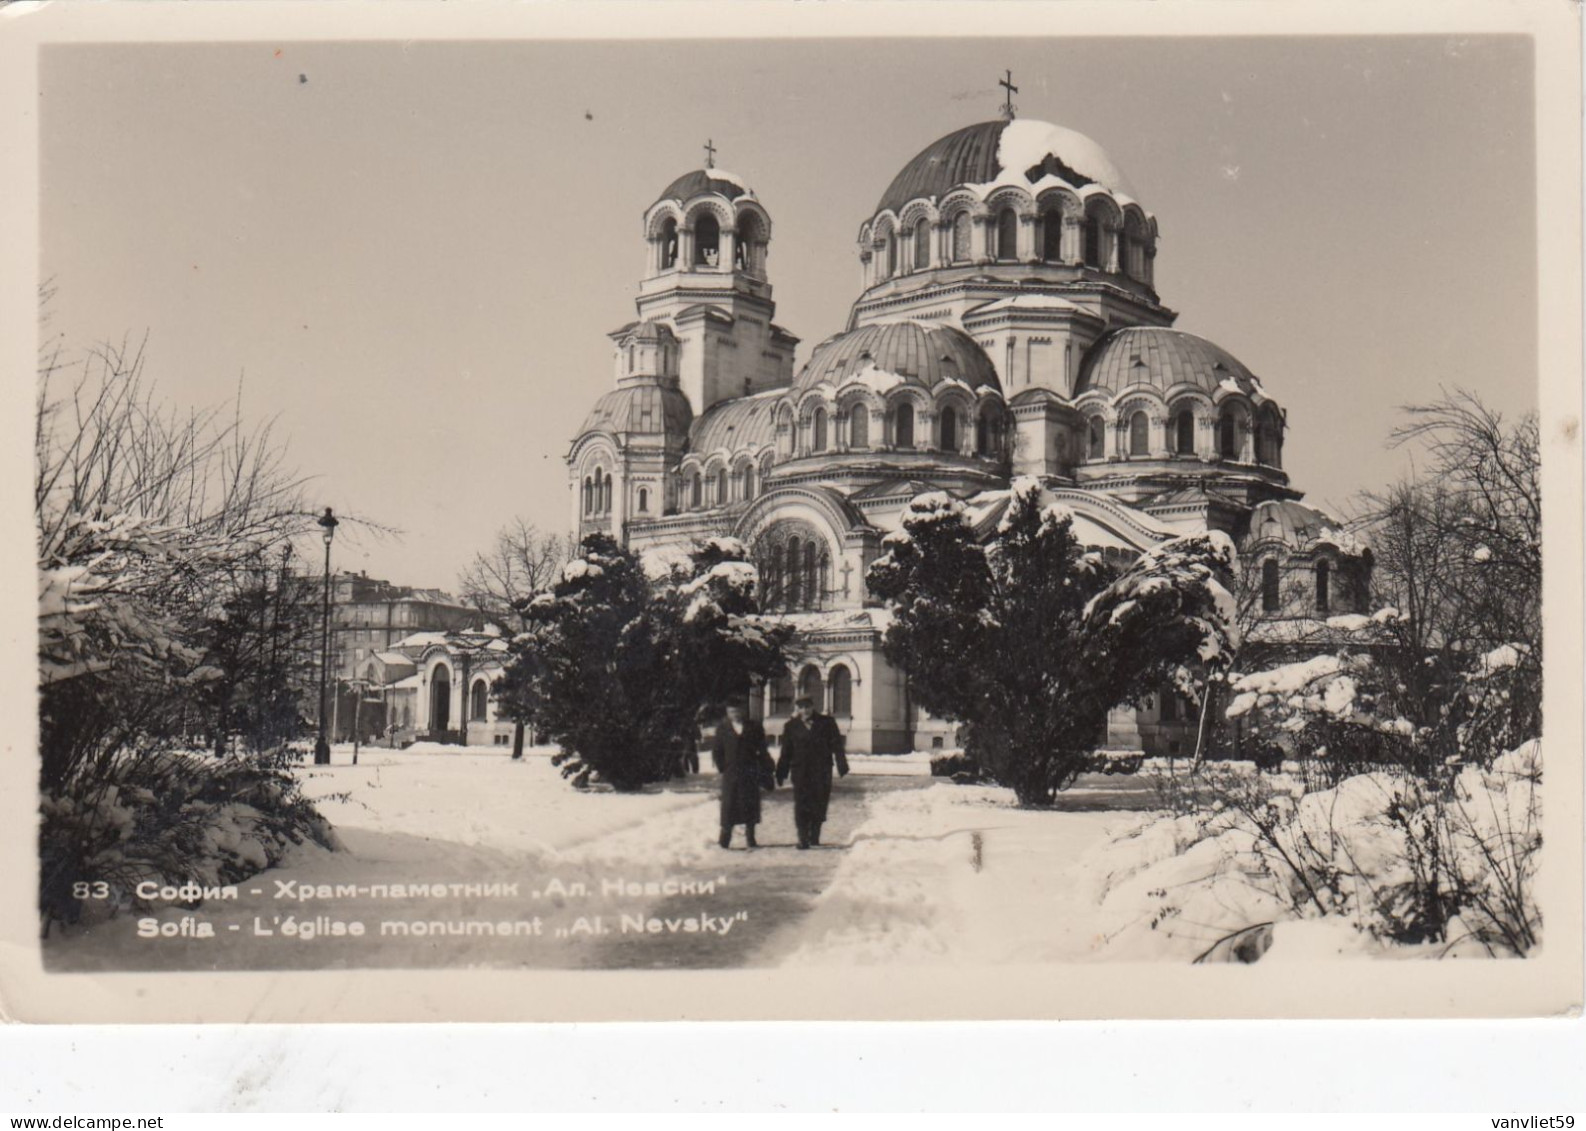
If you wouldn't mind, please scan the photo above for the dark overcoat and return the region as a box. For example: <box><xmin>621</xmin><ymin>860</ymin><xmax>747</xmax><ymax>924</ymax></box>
<box><xmin>712</xmin><ymin>719</ymin><xmax>773</xmax><ymax>827</ymax></box>
<box><xmin>776</xmin><ymin>714</ymin><xmax>849</xmax><ymax>824</ymax></box>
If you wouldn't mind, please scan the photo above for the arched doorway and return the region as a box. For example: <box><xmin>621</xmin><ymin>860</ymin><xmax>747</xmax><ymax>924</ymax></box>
<box><xmin>798</xmin><ymin>665</ymin><xmax>824</xmax><ymax>710</ymax></box>
<box><xmin>430</xmin><ymin>666</ymin><xmax>451</xmax><ymax>735</ymax></box>
<box><xmin>470</xmin><ymin>678</ymin><xmax>490</xmax><ymax>722</ymax></box>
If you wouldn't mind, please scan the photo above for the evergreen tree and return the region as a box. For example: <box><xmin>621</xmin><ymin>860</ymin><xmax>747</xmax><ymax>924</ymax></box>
<box><xmin>499</xmin><ymin>534</ymin><xmax>789</xmax><ymax>790</ymax></box>
<box><xmin>867</xmin><ymin>480</ymin><xmax>1238</xmax><ymax>806</ymax></box>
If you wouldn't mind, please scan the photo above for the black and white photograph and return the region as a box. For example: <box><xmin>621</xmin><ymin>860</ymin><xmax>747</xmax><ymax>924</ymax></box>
<box><xmin>3</xmin><ymin>1</ymin><xmax>1581</xmax><ymax>1032</ymax></box>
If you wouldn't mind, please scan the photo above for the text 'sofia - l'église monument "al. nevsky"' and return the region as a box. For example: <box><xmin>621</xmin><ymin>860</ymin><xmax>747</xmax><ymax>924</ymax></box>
<box><xmin>566</xmin><ymin>95</ymin><xmax>1373</xmax><ymax>754</ymax></box>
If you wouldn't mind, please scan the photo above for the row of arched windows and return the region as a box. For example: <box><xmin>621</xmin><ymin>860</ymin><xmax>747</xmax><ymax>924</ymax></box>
<box><xmin>871</xmin><ymin>204</ymin><xmax>1152</xmax><ymax>285</ymax></box>
<box><xmin>759</xmin><ymin>535</ymin><xmax>831</xmax><ymax>612</ymax></box>
<box><xmin>684</xmin><ymin>461</ymin><xmax>761</xmax><ymax>511</ymax></box>
<box><xmin>1082</xmin><ymin>408</ymin><xmax>1282</xmax><ymax>466</ymax></box>
<box><xmin>582</xmin><ymin>468</ymin><xmax>613</xmax><ymax>516</ymax></box>
<box><xmin>788</xmin><ymin>402</ymin><xmax>1004</xmax><ymax>459</ymax></box>
<box><xmin>767</xmin><ymin>664</ymin><xmax>853</xmax><ymax>718</ymax></box>
<box><xmin>656</xmin><ymin>212</ymin><xmax>765</xmax><ymax>272</ymax></box>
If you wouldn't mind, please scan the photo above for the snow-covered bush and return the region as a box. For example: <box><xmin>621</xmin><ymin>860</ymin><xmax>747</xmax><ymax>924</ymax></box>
<box><xmin>1094</xmin><ymin>740</ymin><xmax>1541</xmax><ymax>958</ymax></box>
<box><xmin>39</xmin><ymin>747</ymin><xmax>340</xmax><ymax>932</ymax></box>
<box><xmin>867</xmin><ymin>479</ymin><xmax>1237</xmax><ymax>807</ymax></box>
<box><xmin>500</xmin><ymin>534</ymin><xmax>790</xmax><ymax>791</ymax></box>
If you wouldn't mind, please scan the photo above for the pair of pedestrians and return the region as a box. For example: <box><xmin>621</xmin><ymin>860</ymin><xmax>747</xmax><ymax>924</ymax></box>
<box><xmin>711</xmin><ymin>697</ymin><xmax>849</xmax><ymax>850</ymax></box>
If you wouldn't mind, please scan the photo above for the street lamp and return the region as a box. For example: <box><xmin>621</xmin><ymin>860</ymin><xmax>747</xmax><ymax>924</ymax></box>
<box><xmin>313</xmin><ymin>506</ymin><xmax>339</xmax><ymax>765</ymax></box>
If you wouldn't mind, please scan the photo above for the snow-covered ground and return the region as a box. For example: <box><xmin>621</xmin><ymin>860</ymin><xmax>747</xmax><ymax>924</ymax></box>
<box><xmin>46</xmin><ymin>740</ymin><xmax>1532</xmax><ymax>972</ymax></box>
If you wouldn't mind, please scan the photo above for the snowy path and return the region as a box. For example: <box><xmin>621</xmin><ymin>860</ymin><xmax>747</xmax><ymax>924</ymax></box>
<box><xmin>45</xmin><ymin>748</ymin><xmax>937</xmax><ymax>972</ymax></box>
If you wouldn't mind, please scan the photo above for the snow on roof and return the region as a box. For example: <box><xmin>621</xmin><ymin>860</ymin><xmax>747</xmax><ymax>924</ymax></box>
<box><xmin>994</xmin><ymin>118</ymin><xmax>1135</xmax><ymax>199</ymax></box>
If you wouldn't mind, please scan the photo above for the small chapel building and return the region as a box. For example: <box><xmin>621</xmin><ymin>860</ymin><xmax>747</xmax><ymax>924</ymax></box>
<box><xmin>567</xmin><ymin>102</ymin><xmax>1370</xmax><ymax>755</ymax></box>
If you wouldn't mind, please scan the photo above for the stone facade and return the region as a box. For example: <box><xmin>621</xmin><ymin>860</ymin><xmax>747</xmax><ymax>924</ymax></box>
<box><xmin>566</xmin><ymin>116</ymin><xmax>1370</xmax><ymax>754</ymax></box>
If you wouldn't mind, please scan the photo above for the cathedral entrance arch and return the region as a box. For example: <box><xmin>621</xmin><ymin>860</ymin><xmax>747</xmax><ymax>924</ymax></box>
<box><xmin>430</xmin><ymin>665</ymin><xmax>451</xmax><ymax>735</ymax></box>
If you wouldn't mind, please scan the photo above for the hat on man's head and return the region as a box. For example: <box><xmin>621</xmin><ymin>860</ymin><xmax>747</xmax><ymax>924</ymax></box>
<box><xmin>794</xmin><ymin>696</ymin><xmax>815</xmax><ymax>710</ymax></box>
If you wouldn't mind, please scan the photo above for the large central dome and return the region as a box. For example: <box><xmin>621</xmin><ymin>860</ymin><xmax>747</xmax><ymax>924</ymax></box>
<box><xmin>876</xmin><ymin>118</ymin><xmax>1137</xmax><ymax>214</ymax></box>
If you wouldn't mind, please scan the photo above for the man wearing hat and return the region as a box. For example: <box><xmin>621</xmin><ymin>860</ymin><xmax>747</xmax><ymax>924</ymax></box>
<box><xmin>776</xmin><ymin>696</ymin><xmax>849</xmax><ymax>849</ymax></box>
<box><xmin>711</xmin><ymin>699</ymin><xmax>774</xmax><ymax>849</ymax></box>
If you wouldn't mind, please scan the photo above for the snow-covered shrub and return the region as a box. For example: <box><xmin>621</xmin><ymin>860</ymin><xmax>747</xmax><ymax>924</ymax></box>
<box><xmin>501</xmin><ymin>534</ymin><xmax>790</xmax><ymax>791</ymax></box>
<box><xmin>39</xmin><ymin>747</ymin><xmax>339</xmax><ymax>931</ymax></box>
<box><xmin>867</xmin><ymin>479</ymin><xmax>1237</xmax><ymax>807</ymax></box>
<box><xmin>1095</xmin><ymin>741</ymin><xmax>1542</xmax><ymax>958</ymax></box>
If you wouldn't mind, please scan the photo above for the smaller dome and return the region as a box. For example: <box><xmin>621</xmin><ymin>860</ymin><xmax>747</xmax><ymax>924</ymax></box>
<box><xmin>1245</xmin><ymin>500</ymin><xmax>1343</xmax><ymax>552</ymax></box>
<box><xmin>578</xmin><ymin>385</ymin><xmax>692</xmax><ymax>439</ymax></box>
<box><xmin>654</xmin><ymin>167</ymin><xmax>752</xmax><ymax>207</ymax></box>
<box><xmin>689</xmin><ymin>389</ymin><xmax>781</xmax><ymax>456</ymax></box>
<box><xmin>793</xmin><ymin>321</ymin><xmax>1002</xmax><ymax>396</ymax></box>
<box><xmin>1076</xmin><ymin>327</ymin><xmax>1267</xmax><ymax>399</ymax></box>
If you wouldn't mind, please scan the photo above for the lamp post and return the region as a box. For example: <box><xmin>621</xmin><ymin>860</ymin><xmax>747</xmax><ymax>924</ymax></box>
<box><xmin>313</xmin><ymin>507</ymin><xmax>339</xmax><ymax>765</ymax></box>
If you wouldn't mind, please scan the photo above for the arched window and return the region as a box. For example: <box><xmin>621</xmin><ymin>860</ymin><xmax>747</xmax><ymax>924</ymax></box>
<box><xmin>785</xmin><ymin>536</ymin><xmax>802</xmax><ymax>609</ymax></box>
<box><xmin>716</xmin><ymin>467</ymin><xmax>728</xmax><ymax>504</ymax></box>
<box><xmin>637</xmin><ymin>486</ymin><xmax>649</xmax><ymax>513</ymax></box>
<box><xmin>886</xmin><ymin>235</ymin><xmax>897</xmax><ymax>278</ymax></box>
<box><xmin>812</xmin><ymin>407</ymin><xmax>828</xmax><ymax>453</ymax></box>
<box><xmin>940</xmin><ymin>405</ymin><xmax>958</xmax><ymax>453</ymax></box>
<box><xmin>976</xmin><ymin>413</ymin><xmax>988</xmax><ymax>455</ymax></box>
<box><xmin>829</xmin><ymin>665</ymin><xmax>853</xmax><ymax>718</ymax></box>
<box><xmin>803</xmin><ymin>541</ymin><xmax>818</xmax><ymax>609</ymax></box>
<box><xmin>951</xmin><ymin>211</ymin><xmax>972</xmax><ymax>262</ymax></box>
<box><xmin>1315</xmin><ymin>560</ymin><xmax>1331</xmax><ymax>613</ymax></box>
<box><xmin>1129</xmin><ymin>411</ymin><xmax>1150</xmax><ymax>457</ymax></box>
<box><xmin>849</xmin><ymin>406</ymin><xmax>869</xmax><ymax>450</ymax></box>
<box><xmin>895</xmin><ymin>402</ymin><xmax>915</xmax><ymax>449</ymax></box>
<box><xmin>1084</xmin><ymin>215</ymin><xmax>1104</xmax><ymax>268</ymax></box>
<box><xmin>1175</xmin><ymin>410</ymin><xmax>1196</xmax><ymax>455</ymax></box>
<box><xmin>1041</xmin><ymin>208</ymin><xmax>1064</xmax><ymax>261</ymax></box>
<box><xmin>693</xmin><ymin>214</ymin><xmax>720</xmax><ymax>267</ymax></box>
<box><xmin>744</xmin><ymin>464</ymin><xmax>756</xmax><ymax>500</ymax></box>
<box><xmin>913</xmin><ymin>222</ymin><xmax>930</xmax><ymax>270</ymax></box>
<box><xmin>996</xmin><ymin>208</ymin><xmax>1018</xmax><ymax>260</ymax></box>
<box><xmin>764</xmin><ymin>543</ymin><xmax>783</xmax><ymax>608</ymax></box>
<box><xmin>470</xmin><ymin>679</ymin><xmax>489</xmax><ymax>721</ymax></box>
<box><xmin>798</xmin><ymin>665</ymin><xmax>823</xmax><ymax>708</ymax></box>
<box><xmin>582</xmin><ymin>476</ymin><xmax>593</xmax><ymax>515</ymax></box>
<box><xmin>1088</xmin><ymin>415</ymin><xmax>1106</xmax><ymax>460</ymax></box>
<box><xmin>690</xmin><ymin>472</ymin><xmax>702</xmax><ymax>509</ymax></box>
<box><xmin>1262</xmin><ymin>558</ymin><xmax>1281</xmax><ymax>613</ymax></box>
<box><xmin>1218</xmin><ymin>413</ymin><xmax>1239</xmax><ymax>459</ymax></box>
<box><xmin>660</xmin><ymin>217</ymin><xmax>679</xmax><ymax>269</ymax></box>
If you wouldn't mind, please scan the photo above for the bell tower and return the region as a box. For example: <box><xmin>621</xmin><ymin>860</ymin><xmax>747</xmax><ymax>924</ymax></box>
<box><xmin>635</xmin><ymin>145</ymin><xmax>798</xmax><ymax>414</ymax></box>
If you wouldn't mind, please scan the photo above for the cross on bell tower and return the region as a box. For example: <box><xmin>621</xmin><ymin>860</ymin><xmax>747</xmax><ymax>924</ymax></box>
<box><xmin>703</xmin><ymin>138</ymin><xmax>717</xmax><ymax>169</ymax></box>
<box><xmin>998</xmin><ymin>69</ymin><xmax>1019</xmax><ymax>120</ymax></box>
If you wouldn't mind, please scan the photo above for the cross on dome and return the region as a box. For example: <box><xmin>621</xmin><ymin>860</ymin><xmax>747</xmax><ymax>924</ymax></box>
<box><xmin>703</xmin><ymin>138</ymin><xmax>717</xmax><ymax>169</ymax></box>
<box><xmin>998</xmin><ymin>69</ymin><xmax>1019</xmax><ymax>120</ymax></box>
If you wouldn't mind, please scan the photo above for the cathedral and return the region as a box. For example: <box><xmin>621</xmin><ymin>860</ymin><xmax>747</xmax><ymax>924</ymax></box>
<box><xmin>567</xmin><ymin>96</ymin><xmax>1371</xmax><ymax>754</ymax></box>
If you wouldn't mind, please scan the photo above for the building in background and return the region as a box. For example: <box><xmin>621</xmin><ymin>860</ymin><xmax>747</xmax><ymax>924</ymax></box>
<box><xmin>566</xmin><ymin>101</ymin><xmax>1372</xmax><ymax>754</ymax></box>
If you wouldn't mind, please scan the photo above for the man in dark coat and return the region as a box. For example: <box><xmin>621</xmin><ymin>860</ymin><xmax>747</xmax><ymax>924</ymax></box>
<box><xmin>711</xmin><ymin>701</ymin><xmax>773</xmax><ymax>849</ymax></box>
<box><xmin>776</xmin><ymin>696</ymin><xmax>849</xmax><ymax>849</ymax></box>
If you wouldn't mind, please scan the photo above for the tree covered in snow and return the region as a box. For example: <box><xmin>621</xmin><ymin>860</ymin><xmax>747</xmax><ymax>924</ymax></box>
<box><xmin>867</xmin><ymin>479</ymin><xmax>1238</xmax><ymax>806</ymax></box>
<box><xmin>35</xmin><ymin>325</ymin><xmax>347</xmax><ymax>926</ymax></box>
<box><xmin>1228</xmin><ymin>390</ymin><xmax>1541</xmax><ymax>777</ymax></box>
<box><xmin>500</xmin><ymin>534</ymin><xmax>790</xmax><ymax>790</ymax></box>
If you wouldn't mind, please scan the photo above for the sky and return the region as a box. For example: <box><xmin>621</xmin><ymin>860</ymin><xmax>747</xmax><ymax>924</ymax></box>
<box><xmin>39</xmin><ymin>35</ymin><xmax>1537</xmax><ymax>591</ymax></box>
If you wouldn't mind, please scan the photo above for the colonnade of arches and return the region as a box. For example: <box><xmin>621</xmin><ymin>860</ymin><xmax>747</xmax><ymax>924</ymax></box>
<box><xmin>764</xmin><ymin>662</ymin><xmax>854</xmax><ymax>719</ymax></box>
<box><xmin>754</xmin><ymin>522</ymin><xmax>833</xmax><ymax>612</ymax></box>
<box><xmin>1079</xmin><ymin>401</ymin><xmax>1284</xmax><ymax>467</ymax></box>
<box><xmin>680</xmin><ymin>454</ymin><xmax>772</xmax><ymax>513</ymax></box>
<box><xmin>648</xmin><ymin>203</ymin><xmax>770</xmax><ymax>278</ymax></box>
<box><xmin>861</xmin><ymin>191</ymin><xmax>1155</xmax><ymax>290</ymax></box>
<box><xmin>581</xmin><ymin>467</ymin><xmax>614</xmax><ymax>516</ymax></box>
<box><xmin>779</xmin><ymin>395</ymin><xmax>1007</xmax><ymax>461</ymax></box>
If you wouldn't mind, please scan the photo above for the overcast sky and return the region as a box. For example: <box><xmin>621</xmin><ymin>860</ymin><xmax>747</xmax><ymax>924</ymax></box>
<box><xmin>40</xmin><ymin>35</ymin><xmax>1536</xmax><ymax>590</ymax></box>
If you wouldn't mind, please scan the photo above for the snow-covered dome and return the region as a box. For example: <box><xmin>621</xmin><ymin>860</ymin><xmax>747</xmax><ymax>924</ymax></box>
<box><xmin>792</xmin><ymin>321</ymin><xmax>1002</xmax><ymax>396</ymax></box>
<box><xmin>653</xmin><ymin>167</ymin><xmax>754</xmax><ymax>207</ymax></box>
<box><xmin>1075</xmin><ymin>327</ymin><xmax>1268</xmax><ymax>399</ymax></box>
<box><xmin>876</xmin><ymin>118</ymin><xmax>1138</xmax><ymax>214</ymax></box>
